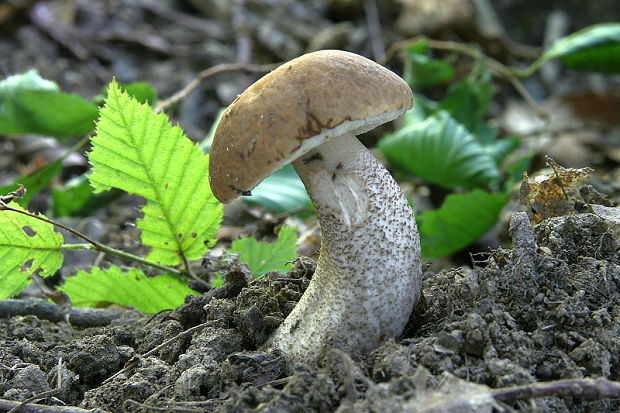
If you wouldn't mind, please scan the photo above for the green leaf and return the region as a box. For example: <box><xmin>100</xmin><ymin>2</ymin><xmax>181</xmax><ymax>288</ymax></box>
<box><xmin>0</xmin><ymin>70</ymin><xmax>98</xmax><ymax>138</ymax></box>
<box><xmin>407</xmin><ymin>95</ymin><xmax>438</xmax><ymax>122</ymax></box>
<box><xmin>437</xmin><ymin>73</ymin><xmax>495</xmax><ymax>142</ymax></box>
<box><xmin>0</xmin><ymin>160</ymin><xmax>63</xmax><ymax>208</ymax></box>
<box><xmin>51</xmin><ymin>175</ymin><xmax>122</xmax><ymax>217</ymax></box>
<box><xmin>230</xmin><ymin>226</ymin><xmax>298</xmax><ymax>277</ymax></box>
<box><xmin>59</xmin><ymin>266</ymin><xmax>196</xmax><ymax>313</ymax></box>
<box><xmin>120</xmin><ymin>82</ymin><xmax>157</xmax><ymax>105</ymax></box>
<box><xmin>404</xmin><ymin>40</ymin><xmax>455</xmax><ymax>89</ymax></box>
<box><xmin>245</xmin><ymin>165</ymin><xmax>311</xmax><ymax>213</ymax></box>
<box><xmin>380</xmin><ymin>111</ymin><xmax>501</xmax><ymax>189</ymax></box>
<box><xmin>418</xmin><ymin>189</ymin><xmax>507</xmax><ymax>258</ymax></box>
<box><xmin>88</xmin><ymin>81</ymin><xmax>223</xmax><ymax>265</ymax></box>
<box><xmin>0</xmin><ymin>205</ymin><xmax>64</xmax><ymax>299</ymax></box>
<box><xmin>538</xmin><ymin>23</ymin><xmax>620</xmax><ymax>73</ymax></box>
<box><xmin>483</xmin><ymin>136</ymin><xmax>521</xmax><ymax>165</ymax></box>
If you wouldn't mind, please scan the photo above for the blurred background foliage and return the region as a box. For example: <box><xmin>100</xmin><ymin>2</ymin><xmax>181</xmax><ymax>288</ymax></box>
<box><xmin>1</xmin><ymin>0</ymin><xmax>619</xmax><ymax>271</ymax></box>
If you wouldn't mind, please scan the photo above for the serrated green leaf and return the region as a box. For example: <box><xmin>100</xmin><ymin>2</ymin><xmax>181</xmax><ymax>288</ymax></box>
<box><xmin>380</xmin><ymin>111</ymin><xmax>501</xmax><ymax>189</ymax></box>
<box><xmin>0</xmin><ymin>160</ymin><xmax>63</xmax><ymax>208</ymax></box>
<box><xmin>94</xmin><ymin>82</ymin><xmax>158</xmax><ymax>107</ymax></box>
<box><xmin>404</xmin><ymin>40</ymin><xmax>455</xmax><ymax>89</ymax></box>
<box><xmin>230</xmin><ymin>226</ymin><xmax>298</xmax><ymax>277</ymax></box>
<box><xmin>418</xmin><ymin>189</ymin><xmax>507</xmax><ymax>258</ymax></box>
<box><xmin>0</xmin><ymin>205</ymin><xmax>64</xmax><ymax>299</ymax></box>
<box><xmin>538</xmin><ymin>23</ymin><xmax>620</xmax><ymax>73</ymax></box>
<box><xmin>88</xmin><ymin>81</ymin><xmax>223</xmax><ymax>265</ymax></box>
<box><xmin>59</xmin><ymin>266</ymin><xmax>196</xmax><ymax>313</ymax></box>
<box><xmin>0</xmin><ymin>70</ymin><xmax>98</xmax><ymax>137</ymax></box>
<box><xmin>245</xmin><ymin>165</ymin><xmax>311</xmax><ymax>213</ymax></box>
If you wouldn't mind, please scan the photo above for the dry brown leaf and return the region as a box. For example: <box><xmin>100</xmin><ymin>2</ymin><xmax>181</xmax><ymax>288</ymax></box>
<box><xmin>518</xmin><ymin>157</ymin><xmax>594</xmax><ymax>224</ymax></box>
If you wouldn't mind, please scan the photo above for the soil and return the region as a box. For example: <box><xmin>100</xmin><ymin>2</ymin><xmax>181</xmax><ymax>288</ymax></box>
<box><xmin>1</xmin><ymin>210</ymin><xmax>619</xmax><ymax>412</ymax></box>
<box><xmin>2</xmin><ymin>1</ymin><xmax>620</xmax><ymax>412</ymax></box>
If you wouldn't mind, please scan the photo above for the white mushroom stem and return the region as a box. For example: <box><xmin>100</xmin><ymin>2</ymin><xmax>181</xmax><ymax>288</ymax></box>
<box><xmin>268</xmin><ymin>132</ymin><xmax>421</xmax><ymax>364</ymax></box>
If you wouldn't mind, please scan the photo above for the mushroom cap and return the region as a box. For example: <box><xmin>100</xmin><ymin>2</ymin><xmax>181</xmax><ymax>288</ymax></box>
<box><xmin>209</xmin><ymin>49</ymin><xmax>414</xmax><ymax>204</ymax></box>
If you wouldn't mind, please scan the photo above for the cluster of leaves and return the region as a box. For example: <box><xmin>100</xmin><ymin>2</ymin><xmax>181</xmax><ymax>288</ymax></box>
<box><xmin>379</xmin><ymin>23</ymin><xmax>620</xmax><ymax>258</ymax></box>
<box><xmin>1</xmin><ymin>23</ymin><xmax>618</xmax><ymax>312</ymax></box>
<box><xmin>380</xmin><ymin>44</ymin><xmax>517</xmax><ymax>258</ymax></box>
<box><xmin>240</xmin><ymin>23</ymin><xmax>620</xmax><ymax>258</ymax></box>
<box><xmin>0</xmin><ymin>77</ymin><xmax>298</xmax><ymax>312</ymax></box>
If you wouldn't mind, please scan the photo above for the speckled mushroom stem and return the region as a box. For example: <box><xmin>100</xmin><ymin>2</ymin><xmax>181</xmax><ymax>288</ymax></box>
<box><xmin>268</xmin><ymin>132</ymin><xmax>421</xmax><ymax>365</ymax></box>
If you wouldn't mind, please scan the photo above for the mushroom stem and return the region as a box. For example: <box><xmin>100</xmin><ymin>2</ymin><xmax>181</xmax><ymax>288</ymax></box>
<box><xmin>268</xmin><ymin>132</ymin><xmax>421</xmax><ymax>364</ymax></box>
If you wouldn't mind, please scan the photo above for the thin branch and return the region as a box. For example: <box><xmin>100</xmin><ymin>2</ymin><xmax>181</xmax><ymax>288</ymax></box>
<box><xmin>60</xmin><ymin>244</ymin><xmax>182</xmax><ymax>276</ymax></box>
<box><xmin>363</xmin><ymin>0</ymin><xmax>385</xmax><ymax>62</ymax></box>
<box><xmin>0</xmin><ymin>398</ymin><xmax>95</xmax><ymax>413</ymax></box>
<box><xmin>143</xmin><ymin>320</ymin><xmax>221</xmax><ymax>358</ymax></box>
<box><xmin>492</xmin><ymin>377</ymin><xmax>620</xmax><ymax>403</ymax></box>
<box><xmin>6</xmin><ymin>388</ymin><xmax>62</xmax><ymax>413</ymax></box>
<box><xmin>0</xmin><ymin>299</ymin><xmax>125</xmax><ymax>327</ymax></box>
<box><xmin>0</xmin><ymin>202</ymin><xmax>100</xmax><ymax>246</ymax></box>
<box><xmin>123</xmin><ymin>399</ymin><xmax>203</xmax><ymax>413</ymax></box>
<box><xmin>155</xmin><ymin>63</ymin><xmax>278</xmax><ymax>113</ymax></box>
<box><xmin>0</xmin><ymin>203</ymin><xmax>182</xmax><ymax>276</ymax></box>
<box><xmin>131</xmin><ymin>0</ymin><xmax>224</xmax><ymax>39</ymax></box>
<box><xmin>178</xmin><ymin>251</ymin><xmax>196</xmax><ymax>281</ymax></box>
<box><xmin>232</xmin><ymin>0</ymin><xmax>252</xmax><ymax>64</ymax></box>
<box><xmin>102</xmin><ymin>320</ymin><xmax>221</xmax><ymax>384</ymax></box>
<box><xmin>7</xmin><ymin>358</ymin><xmax>64</xmax><ymax>413</ymax></box>
<box><xmin>385</xmin><ymin>36</ymin><xmax>550</xmax><ymax>121</ymax></box>
<box><xmin>62</xmin><ymin>134</ymin><xmax>92</xmax><ymax>163</ymax></box>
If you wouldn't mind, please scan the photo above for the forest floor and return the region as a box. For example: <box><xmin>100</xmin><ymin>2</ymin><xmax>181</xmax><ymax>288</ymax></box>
<box><xmin>1</xmin><ymin>1</ymin><xmax>620</xmax><ymax>412</ymax></box>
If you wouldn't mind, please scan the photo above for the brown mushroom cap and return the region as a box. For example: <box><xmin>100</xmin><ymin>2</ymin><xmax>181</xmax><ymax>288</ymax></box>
<box><xmin>209</xmin><ymin>49</ymin><xmax>414</xmax><ymax>204</ymax></box>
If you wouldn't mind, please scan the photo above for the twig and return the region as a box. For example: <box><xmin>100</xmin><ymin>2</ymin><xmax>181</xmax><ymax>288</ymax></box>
<box><xmin>155</xmin><ymin>63</ymin><xmax>278</xmax><ymax>113</ymax></box>
<box><xmin>363</xmin><ymin>0</ymin><xmax>385</xmax><ymax>62</ymax></box>
<box><xmin>131</xmin><ymin>0</ymin><xmax>224</xmax><ymax>39</ymax></box>
<box><xmin>102</xmin><ymin>320</ymin><xmax>221</xmax><ymax>384</ymax></box>
<box><xmin>142</xmin><ymin>320</ymin><xmax>220</xmax><ymax>358</ymax></box>
<box><xmin>492</xmin><ymin>377</ymin><xmax>620</xmax><ymax>403</ymax></box>
<box><xmin>0</xmin><ymin>399</ymin><xmax>96</xmax><ymax>413</ymax></box>
<box><xmin>0</xmin><ymin>201</ymin><xmax>182</xmax><ymax>276</ymax></box>
<box><xmin>29</xmin><ymin>4</ymin><xmax>109</xmax><ymax>82</ymax></box>
<box><xmin>178</xmin><ymin>251</ymin><xmax>196</xmax><ymax>281</ymax></box>
<box><xmin>124</xmin><ymin>399</ymin><xmax>202</xmax><ymax>413</ymax></box>
<box><xmin>29</xmin><ymin>3</ymin><xmax>89</xmax><ymax>60</ymax></box>
<box><xmin>0</xmin><ymin>202</ymin><xmax>95</xmax><ymax>246</ymax></box>
<box><xmin>0</xmin><ymin>299</ymin><xmax>125</xmax><ymax>327</ymax></box>
<box><xmin>60</xmin><ymin>244</ymin><xmax>181</xmax><ymax>276</ymax></box>
<box><xmin>384</xmin><ymin>36</ymin><xmax>550</xmax><ymax>121</ymax></box>
<box><xmin>232</xmin><ymin>0</ymin><xmax>252</xmax><ymax>64</ymax></box>
<box><xmin>7</xmin><ymin>359</ymin><xmax>64</xmax><ymax>413</ymax></box>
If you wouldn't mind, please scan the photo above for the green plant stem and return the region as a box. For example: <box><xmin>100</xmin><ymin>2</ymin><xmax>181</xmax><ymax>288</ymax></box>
<box><xmin>0</xmin><ymin>202</ymin><xmax>183</xmax><ymax>276</ymax></box>
<box><xmin>60</xmin><ymin>244</ymin><xmax>182</xmax><ymax>275</ymax></box>
<box><xmin>63</xmin><ymin>134</ymin><xmax>92</xmax><ymax>162</ymax></box>
<box><xmin>386</xmin><ymin>36</ymin><xmax>550</xmax><ymax>120</ymax></box>
<box><xmin>517</xmin><ymin>57</ymin><xmax>549</xmax><ymax>78</ymax></box>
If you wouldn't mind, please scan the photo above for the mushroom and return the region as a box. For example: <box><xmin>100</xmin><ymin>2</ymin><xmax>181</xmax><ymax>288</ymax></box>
<box><xmin>209</xmin><ymin>50</ymin><xmax>421</xmax><ymax>364</ymax></box>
